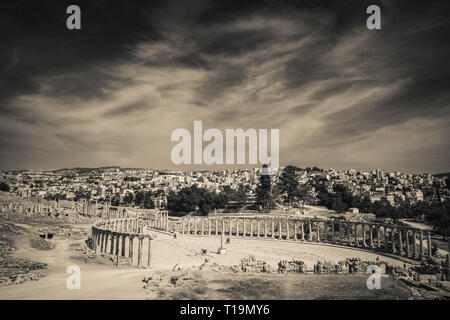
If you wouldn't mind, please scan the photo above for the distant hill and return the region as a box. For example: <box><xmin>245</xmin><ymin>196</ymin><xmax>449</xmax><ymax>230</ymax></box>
<box><xmin>52</xmin><ymin>166</ymin><xmax>121</xmax><ymax>174</ymax></box>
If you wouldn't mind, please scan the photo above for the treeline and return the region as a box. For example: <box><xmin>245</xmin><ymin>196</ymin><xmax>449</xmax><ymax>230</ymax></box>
<box><xmin>167</xmin><ymin>184</ymin><xmax>248</xmax><ymax>216</ymax></box>
<box><xmin>167</xmin><ymin>164</ymin><xmax>275</xmax><ymax>215</ymax></box>
<box><xmin>111</xmin><ymin>190</ymin><xmax>158</xmax><ymax>209</ymax></box>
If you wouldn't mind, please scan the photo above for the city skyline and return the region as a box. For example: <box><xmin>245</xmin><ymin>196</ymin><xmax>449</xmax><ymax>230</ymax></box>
<box><xmin>1</xmin><ymin>164</ymin><xmax>447</xmax><ymax>176</ymax></box>
<box><xmin>1</xmin><ymin>0</ymin><xmax>449</xmax><ymax>173</ymax></box>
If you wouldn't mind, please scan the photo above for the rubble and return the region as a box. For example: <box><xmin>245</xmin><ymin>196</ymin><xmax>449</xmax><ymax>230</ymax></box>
<box><xmin>278</xmin><ymin>260</ymin><xmax>307</xmax><ymax>273</ymax></box>
<box><xmin>0</xmin><ymin>256</ymin><xmax>47</xmax><ymax>287</ymax></box>
<box><xmin>240</xmin><ymin>255</ymin><xmax>272</xmax><ymax>273</ymax></box>
<box><xmin>313</xmin><ymin>260</ymin><xmax>344</xmax><ymax>274</ymax></box>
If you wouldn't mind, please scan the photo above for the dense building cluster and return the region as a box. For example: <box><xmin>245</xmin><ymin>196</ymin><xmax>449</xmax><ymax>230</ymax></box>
<box><xmin>0</xmin><ymin>166</ymin><xmax>448</xmax><ymax>214</ymax></box>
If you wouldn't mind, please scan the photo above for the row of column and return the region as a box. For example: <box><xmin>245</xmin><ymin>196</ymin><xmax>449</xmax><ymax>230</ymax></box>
<box><xmin>92</xmin><ymin>220</ymin><xmax>152</xmax><ymax>268</ymax></box>
<box><xmin>149</xmin><ymin>211</ymin><xmax>169</xmax><ymax>231</ymax></box>
<box><xmin>2</xmin><ymin>202</ymin><xmax>60</xmax><ymax>215</ymax></box>
<box><xmin>179</xmin><ymin>217</ymin><xmax>433</xmax><ymax>261</ymax></box>
<box><xmin>103</xmin><ymin>218</ymin><xmax>142</xmax><ymax>233</ymax></box>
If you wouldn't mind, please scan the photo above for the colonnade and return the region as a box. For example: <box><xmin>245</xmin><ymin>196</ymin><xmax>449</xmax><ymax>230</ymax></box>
<box><xmin>178</xmin><ymin>217</ymin><xmax>433</xmax><ymax>261</ymax></box>
<box><xmin>1</xmin><ymin>202</ymin><xmax>57</xmax><ymax>215</ymax></box>
<box><xmin>91</xmin><ymin>218</ymin><xmax>153</xmax><ymax>268</ymax></box>
<box><xmin>148</xmin><ymin>211</ymin><xmax>169</xmax><ymax>231</ymax></box>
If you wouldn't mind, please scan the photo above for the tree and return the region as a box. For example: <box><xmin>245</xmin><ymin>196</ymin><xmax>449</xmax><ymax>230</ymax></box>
<box><xmin>332</xmin><ymin>196</ymin><xmax>347</xmax><ymax>215</ymax></box>
<box><xmin>123</xmin><ymin>193</ymin><xmax>134</xmax><ymax>205</ymax></box>
<box><xmin>143</xmin><ymin>192</ymin><xmax>155</xmax><ymax>209</ymax></box>
<box><xmin>111</xmin><ymin>194</ymin><xmax>120</xmax><ymax>206</ymax></box>
<box><xmin>277</xmin><ymin>165</ymin><xmax>300</xmax><ymax>206</ymax></box>
<box><xmin>255</xmin><ymin>165</ymin><xmax>274</xmax><ymax>211</ymax></box>
<box><xmin>0</xmin><ymin>182</ymin><xmax>10</xmax><ymax>192</ymax></box>
<box><xmin>134</xmin><ymin>191</ymin><xmax>145</xmax><ymax>207</ymax></box>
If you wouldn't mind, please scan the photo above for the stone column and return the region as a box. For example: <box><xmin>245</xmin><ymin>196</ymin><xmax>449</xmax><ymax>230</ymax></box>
<box><xmin>166</xmin><ymin>213</ymin><xmax>169</xmax><ymax>231</ymax></box>
<box><xmin>208</xmin><ymin>219</ymin><xmax>211</xmax><ymax>235</ymax></box>
<box><xmin>286</xmin><ymin>220</ymin><xmax>289</xmax><ymax>240</ymax></box>
<box><xmin>427</xmin><ymin>232</ymin><xmax>432</xmax><ymax>260</ymax></box>
<box><xmin>194</xmin><ymin>218</ymin><xmax>197</xmax><ymax>235</ymax></box>
<box><xmin>301</xmin><ymin>222</ymin><xmax>305</xmax><ymax>241</ymax></box>
<box><xmin>147</xmin><ymin>237</ymin><xmax>151</xmax><ymax>268</ymax></box>
<box><xmin>100</xmin><ymin>232</ymin><xmax>105</xmax><ymax>253</ymax></box>
<box><xmin>201</xmin><ymin>219</ymin><xmax>204</xmax><ymax>235</ymax></box>
<box><xmin>278</xmin><ymin>219</ymin><xmax>282</xmax><ymax>239</ymax></box>
<box><xmin>294</xmin><ymin>222</ymin><xmax>298</xmax><ymax>240</ymax></box>
<box><xmin>117</xmin><ymin>234</ymin><xmax>123</xmax><ymax>257</ymax></box>
<box><xmin>243</xmin><ymin>219</ymin><xmax>246</xmax><ymax>237</ymax></box>
<box><xmin>323</xmin><ymin>221</ymin><xmax>328</xmax><ymax>243</ymax></box>
<box><xmin>369</xmin><ymin>225</ymin><xmax>374</xmax><ymax>248</ymax></box>
<box><xmin>229</xmin><ymin>219</ymin><xmax>232</xmax><ymax>236</ymax></box>
<box><xmin>419</xmin><ymin>231</ymin><xmax>424</xmax><ymax>260</ymax></box>
<box><xmin>94</xmin><ymin>231</ymin><xmax>99</xmax><ymax>253</ymax></box>
<box><xmin>308</xmin><ymin>221</ymin><xmax>312</xmax><ymax>241</ymax></box>
<box><xmin>271</xmin><ymin>219</ymin><xmax>274</xmax><ymax>238</ymax></box>
<box><xmin>384</xmin><ymin>226</ymin><xmax>388</xmax><ymax>250</ymax></box>
<box><xmin>354</xmin><ymin>224</ymin><xmax>358</xmax><ymax>247</ymax></box>
<box><xmin>124</xmin><ymin>235</ymin><xmax>129</xmax><ymax>257</ymax></box>
<box><xmin>412</xmin><ymin>231</ymin><xmax>417</xmax><ymax>259</ymax></box>
<box><xmin>215</xmin><ymin>219</ymin><xmax>218</xmax><ymax>236</ymax></box>
<box><xmin>138</xmin><ymin>236</ymin><xmax>143</xmax><ymax>268</ymax></box>
<box><xmin>399</xmin><ymin>229</ymin><xmax>403</xmax><ymax>256</ymax></box>
<box><xmin>250</xmin><ymin>220</ymin><xmax>253</xmax><ymax>237</ymax></box>
<box><xmin>376</xmin><ymin>225</ymin><xmax>381</xmax><ymax>248</ymax></box>
<box><xmin>362</xmin><ymin>224</ymin><xmax>367</xmax><ymax>247</ymax></box>
<box><xmin>105</xmin><ymin>231</ymin><xmax>111</xmax><ymax>254</ymax></box>
<box><xmin>264</xmin><ymin>220</ymin><xmax>267</xmax><ymax>237</ymax></box>
<box><xmin>115</xmin><ymin>233</ymin><xmax>121</xmax><ymax>263</ymax></box>
<box><xmin>129</xmin><ymin>236</ymin><xmax>134</xmax><ymax>260</ymax></box>
<box><xmin>257</xmin><ymin>220</ymin><xmax>260</xmax><ymax>238</ymax></box>
<box><xmin>405</xmin><ymin>229</ymin><xmax>410</xmax><ymax>257</ymax></box>
<box><xmin>391</xmin><ymin>228</ymin><xmax>396</xmax><ymax>254</ymax></box>
<box><xmin>222</xmin><ymin>219</ymin><xmax>225</xmax><ymax>236</ymax></box>
<box><xmin>99</xmin><ymin>231</ymin><xmax>103</xmax><ymax>252</ymax></box>
<box><xmin>316</xmin><ymin>221</ymin><xmax>320</xmax><ymax>242</ymax></box>
<box><xmin>92</xmin><ymin>231</ymin><xmax>97</xmax><ymax>252</ymax></box>
<box><xmin>110</xmin><ymin>232</ymin><xmax>115</xmax><ymax>255</ymax></box>
<box><xmin>181</xmin><ymin>219</ymin><xmax>185</xmax><ymax>234</ymax></box>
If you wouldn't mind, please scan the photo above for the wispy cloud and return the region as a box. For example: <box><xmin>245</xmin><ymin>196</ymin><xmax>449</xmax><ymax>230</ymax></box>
<box><xmin>0</xmin><ymin>0</ymin><xmax>449</xmax><ymax>173</ymax></box>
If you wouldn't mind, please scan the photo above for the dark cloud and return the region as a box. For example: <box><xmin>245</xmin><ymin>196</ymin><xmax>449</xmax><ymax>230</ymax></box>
<box><xmin>0</xmin><ymin>0</ymin><xmax>449</xmax><ymax>172</ymax></box>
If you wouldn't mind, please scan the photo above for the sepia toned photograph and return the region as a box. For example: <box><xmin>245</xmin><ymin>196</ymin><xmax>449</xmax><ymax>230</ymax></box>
<box><xmin>0</xmin><ymin>0</ymin><xmax>449</xmax><ymax>306</ymax></box>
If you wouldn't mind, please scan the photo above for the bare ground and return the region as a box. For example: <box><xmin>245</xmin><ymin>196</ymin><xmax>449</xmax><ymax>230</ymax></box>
<box><xmin>0</xmin><ymin>213</ymin><xmax>426</xmax><ymax>300</ymax></box>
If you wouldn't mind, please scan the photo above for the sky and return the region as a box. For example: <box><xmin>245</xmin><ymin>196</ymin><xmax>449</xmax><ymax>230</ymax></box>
<box><xmin>0</xmin><ymin>0</ymin><xmax>449</xmax><ymax>173</ymax></box>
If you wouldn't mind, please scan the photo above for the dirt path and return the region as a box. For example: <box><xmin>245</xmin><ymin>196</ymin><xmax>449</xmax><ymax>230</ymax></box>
<box><xmin>0</xmin><ymin>235</ymin><xmax>150</xmax><ymax>299</ymax></box>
